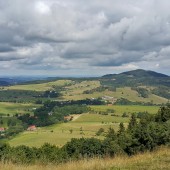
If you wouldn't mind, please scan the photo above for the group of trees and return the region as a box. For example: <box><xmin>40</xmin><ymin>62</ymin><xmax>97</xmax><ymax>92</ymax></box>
<box><xmin>0</xmin><ymin>90</ymin><xmax>61</xmax><ymax>103</ymax></box>
<box><xmin>18</xmin><ymin>104</ymin><xmax>90</xmax><ymax>127</ymax></box>
<box><xmin>131</xmin><ymin>87</ymin><xmax>149</xmax><ymax>98</ymax></box>
<box><xmin>115</xmin><ymin>98</ymin><xmax>156</xmax><ymax>106</ymax></box>
<box><xmin>152</xmin><ymin>86</ymin><xmax>170</xmax><ymax>99</ymax></box>
<box><xmin>18</xmin><ymin>99</ymin><xmax>102</xmax><ymax>127</ymax></box>
<box><xmin>0</xmin><ymin>104</ymin><xmax>169</xmax><ymax>164</ymax></box>
<box><xmin>83</xmin><ymin>86</ymin><xmax>116</xmax><ymax>94</ymax></box>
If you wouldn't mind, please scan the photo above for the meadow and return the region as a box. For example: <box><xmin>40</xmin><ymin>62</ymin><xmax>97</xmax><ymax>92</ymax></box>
<box><xmin>8</xmin><ymin>116</ymin><xmax>116</xmax><ymax>147</ymax></box>
<box><xmin>62</xmin><ymin>85</ymin><xmax>168</xmax><ymax>104</ymax></box>
<box><xmin>3</xmin><ymin>79</ymin><xmax>168</xmax><ymax>104</ymax></box>
<box><xmin>90</xmin><ymin>105</ymin><xmax>160</xmax><ymax>115</ymax></box>
<box><xmin>5</xmin><ymin>80</ymin><xmax>73</xmax><ymax>91</ymax></box>
<box><xmin>0</xmin><ymin>102</ymin><xmax>40</xmax><ymax>116</ymax></box>
<box><xmin>9</xmin><ymin>105</ymin><xmax>159</xmax><ymax>147</ymax></box>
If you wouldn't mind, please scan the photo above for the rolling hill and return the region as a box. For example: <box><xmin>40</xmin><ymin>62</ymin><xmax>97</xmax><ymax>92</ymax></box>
<box><xmin>0</xmin><ymin>69</ymin><xmax>169</xmax><ymax>103</ymax></box>
<box><xmin>101</xmin><ymin>69</ymin><xmax>170</xmax><ymax>87</ymax></box>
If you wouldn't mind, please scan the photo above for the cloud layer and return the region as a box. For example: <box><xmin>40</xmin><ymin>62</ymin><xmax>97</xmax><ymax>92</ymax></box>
<box><xmin>0</xmin><ymin>0</ymin><xmax>170</xmax><ymax>76</ymax></box>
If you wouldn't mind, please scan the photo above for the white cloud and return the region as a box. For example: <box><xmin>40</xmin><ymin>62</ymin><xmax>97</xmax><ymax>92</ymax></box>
<box><xmin>0</xmin><ymin>0</ymin><xmax>169</xmax><ymax>76</ymax></box>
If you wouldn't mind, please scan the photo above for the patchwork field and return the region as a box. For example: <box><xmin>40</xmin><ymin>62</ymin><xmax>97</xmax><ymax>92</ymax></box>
<box><xmin>8</xmin><ymin>105</ymin><xmax>159</xmax><ymax>147</ymax></box>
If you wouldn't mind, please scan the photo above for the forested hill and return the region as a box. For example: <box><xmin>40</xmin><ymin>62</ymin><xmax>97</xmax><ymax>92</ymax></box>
<box><xmin>101</xmin><ymin>69</ymin><xmax>170</xmax><ymax>87</ymax></box>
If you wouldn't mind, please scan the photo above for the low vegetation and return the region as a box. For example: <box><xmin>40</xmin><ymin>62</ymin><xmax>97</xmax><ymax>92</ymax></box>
<box><xmin>0</xmin><ymin>146</ymin><xmax>169</xmax><ymax>170</ymax></box>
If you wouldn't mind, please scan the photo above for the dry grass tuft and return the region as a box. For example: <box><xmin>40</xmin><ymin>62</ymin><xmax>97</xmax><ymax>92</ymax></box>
<box><xmin>0</xmin><ymin>147</ymin><xmax>169</xmax><ymax>170</ymax></box>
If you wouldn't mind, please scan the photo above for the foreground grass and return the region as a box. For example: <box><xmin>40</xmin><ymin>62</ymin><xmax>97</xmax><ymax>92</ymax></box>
<box><xmin>0</xmin><ymin>147</ymin><xmax>169</xmax><ymax>170</ymax></box>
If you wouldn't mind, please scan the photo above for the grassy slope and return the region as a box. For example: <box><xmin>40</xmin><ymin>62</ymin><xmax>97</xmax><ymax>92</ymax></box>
<box><xmin>9</xmin><ymin>105</ymin><xmax>159</xmax><ymax>147</ymax></box>
<box><xmin>8</xmin><ymin>115</ymin><xmax>117</xmax><ymax>147</ymax></box>
<box><xmin>90</xmin><ymin>105</ymin><xmax>160</xmax><ymax>114</ymax></box>
<box><xmin>62</xmin><ymin>83</ymin><xmax>168</xmax><ymax>104</ymax></box>
<box><xmin>62</xmin><ymin>80</ymin><xmax>101</xmax><ymax>100</ymax></box>
<box><xmin>5</xmin><ymin>80</ymin><xmax>73</xmax><ymax>91</ymax></box>
<box><xmin>0</xmin><ymin>147</ymin><xmax>169</xmax><ymax>170</ymax></box>
<box><xmin>0</xmin><ymin>102</ymin><xmax>40</xmax><ymax>116</ymax></box>
<box><xmin>2</xmin><ymin>79</ymin><xmax>168</xmax><ymax>104</ymax></box>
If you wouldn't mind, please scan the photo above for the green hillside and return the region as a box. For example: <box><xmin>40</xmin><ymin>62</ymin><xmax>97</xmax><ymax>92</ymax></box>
<box><xmin>8</xmin><ymin>105</ymin><xmax>159</xmax><ymax>147</ymax></box>
<box><xmin>0</xmin><ymin>69</ymin><xmax>169</xmax><ymax>104</ymax></box>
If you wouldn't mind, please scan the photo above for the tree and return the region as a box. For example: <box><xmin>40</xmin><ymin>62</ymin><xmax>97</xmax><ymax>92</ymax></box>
<box><xmin>155</xmin><ymin>104</ymin><xmax>170</xmax><ymax>122</ymax></box>
<box><xmin>128</xmin><ymin>113</ymin><xmax>137</xmax><ymax>131</ymax></box>
<box><xmin>118</xmin><ymin>122</ymin><xmax>125</xmax><ymax>135</ymax></box>
<box><xmin>105</xmin><ymin>127</ymin><xmax>116</xmax><ymax>140</ymax></box>
<box><xmin>96</xmin><ymin>128</ymin><xmax>104</xmax><ymax>136</ymax></box>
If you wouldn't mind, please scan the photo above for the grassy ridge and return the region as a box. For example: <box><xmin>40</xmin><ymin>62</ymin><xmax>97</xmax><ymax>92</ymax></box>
<box><xmin>0</xmin><ymin>147</ymin><xmax>169</xmax><ymax>170</ymax></box>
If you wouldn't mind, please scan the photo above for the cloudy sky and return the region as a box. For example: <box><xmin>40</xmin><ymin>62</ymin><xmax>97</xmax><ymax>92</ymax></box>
<box><xmin>0</xmin><ymin>0</ymin><xmax>170</xmax><ymax>76</ymax></box>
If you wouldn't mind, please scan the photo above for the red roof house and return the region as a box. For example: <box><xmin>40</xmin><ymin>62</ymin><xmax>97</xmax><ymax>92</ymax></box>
<box><xmin>27</xmin><ymin>125</ymin><xmax>37</xmax><ymax>131</ymax></box>
<box><xmin>0</xmin><ymin>127</ymin><xmax>5</xmax><ymax>132</ymax></box>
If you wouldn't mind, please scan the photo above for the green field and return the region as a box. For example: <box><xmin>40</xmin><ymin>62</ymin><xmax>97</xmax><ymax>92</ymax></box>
<box><xmin>6</xmin><ymin>80</ymin><xmax>73</xmax><ymax>91</ymax></box>
<box><xmin>62</xmin><ymin>80</ymin><xmax>101</xmax><ymax>100</ymax></box>
<box><xmin>90</xmin><ymin>105</ymin><xmax>160</xmax><ymax>115</ymax></box>
<box><xmin>3</xmin><ymin>79</ymin><xmax>168</xmax><ymax>104</ymax></box>
<box><xmin>0</xmin><ymin>102</ymin><xmax>40</xmax><ymax>116</ymax></box>
<box><xmin>8</xmin><ymin>117</ymin><xmax>117</xmax><ymax>147</ymax></box>
<box><xmin>62</xmin><ymin>85</ymin><xmax>168</xmax><ymax>104</ymax></box>
<box><xmin>9</xmin><ymin>105</ymin><xmax>160</xmax><ymax>147</ymax></box>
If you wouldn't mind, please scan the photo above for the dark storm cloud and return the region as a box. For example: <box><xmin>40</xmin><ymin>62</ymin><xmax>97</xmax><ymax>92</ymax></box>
<box><xmin>0</xmin><ymin>0</ymin><xmax>170</xmax><ymax>75</ymax></box>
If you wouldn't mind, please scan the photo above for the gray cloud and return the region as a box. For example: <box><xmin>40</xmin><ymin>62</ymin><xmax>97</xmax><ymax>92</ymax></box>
<box><xmin>0</xmin><ymin>0</ymin><xmax>170</xmax><ymax>76</ymax></box>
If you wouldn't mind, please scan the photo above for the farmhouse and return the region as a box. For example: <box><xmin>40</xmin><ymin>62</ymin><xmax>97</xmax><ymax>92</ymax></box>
<box><xmin>0</xmin><ymin>127</ymin><xmax>5</xmax><ymax>132</ymax></box>
<box><xmin>64</xmin><ymin>116</ymin><xmax>73</xmax><ymax>121</ymax></box>
<box><xmin>27</xmin><ymin>125</ymin><xmax>37</xmax><ymax>131</ymax></box>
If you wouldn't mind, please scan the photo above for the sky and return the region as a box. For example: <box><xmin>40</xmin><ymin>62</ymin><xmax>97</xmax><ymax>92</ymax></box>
<box><xmin>0</xmin><ymin>0</ymin><xmax>170</xmax><ymax>76</ymax></box>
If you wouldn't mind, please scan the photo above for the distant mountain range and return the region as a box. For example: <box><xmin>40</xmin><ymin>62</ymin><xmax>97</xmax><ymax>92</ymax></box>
<box><xmin>0</xmin><ymin>77</ymin><xmax>47</xmax><ymax>86</ymax></box>
<box><xmin>0</xmin><ymin>69</ymin><xmax>169</xmax><ymax>88</ymax></box>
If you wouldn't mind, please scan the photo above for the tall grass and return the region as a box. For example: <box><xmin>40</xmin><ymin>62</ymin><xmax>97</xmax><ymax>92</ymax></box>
<box><xmin>0</xmin><ymin>146</ymin><xmax>169</xmax><ymax>170</ymax></box>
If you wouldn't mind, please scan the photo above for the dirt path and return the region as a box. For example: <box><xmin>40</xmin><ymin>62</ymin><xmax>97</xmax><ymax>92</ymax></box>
<box><xmin>72</xmin><ymin>114</ymin><xmax>83</xmax><ymax>121</ymax></box>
